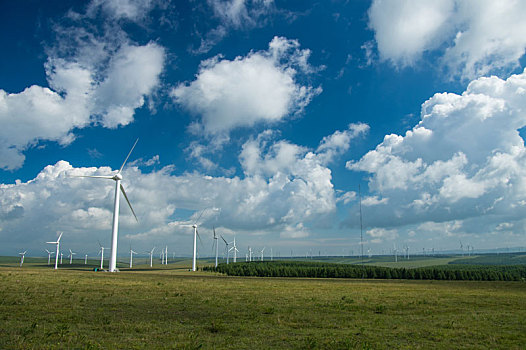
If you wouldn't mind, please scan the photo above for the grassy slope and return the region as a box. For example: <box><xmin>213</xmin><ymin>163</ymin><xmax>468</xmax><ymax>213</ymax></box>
<box><xmin>1</xmin><ymin>266</ymin><xmax>525</xmax><ymax>349</ymax></box>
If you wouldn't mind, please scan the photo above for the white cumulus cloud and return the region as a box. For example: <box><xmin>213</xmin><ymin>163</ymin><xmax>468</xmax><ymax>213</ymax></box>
<box><xmin>0</xmin><ymin>7</ymin><xmax>165</xmax><ymax>171</ymax></box>
<box><xmin>172</xmin><ymin>36</ymin><xmax>321</xmax><ymax>138</ymax></box>
<box><xmin>368</xmin><ymin>0</ymin><xmax>526</xmax><ymax>79</ymax></box>
<box><xmin>347</xmin><ymin>69</ymin><xmax>526</xmax><ymax>230</ymax></box>
<box><xmin>0</xmin><ymin>124</ymin><xmax>364</xmax><ymax>254</ymax></box>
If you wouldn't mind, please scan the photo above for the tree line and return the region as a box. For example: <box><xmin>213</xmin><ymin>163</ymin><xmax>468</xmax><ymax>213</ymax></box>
<box><xmin>203</xmin><ymin>261</ymin><xmax>526</xmax><ymax>281</ymax></box>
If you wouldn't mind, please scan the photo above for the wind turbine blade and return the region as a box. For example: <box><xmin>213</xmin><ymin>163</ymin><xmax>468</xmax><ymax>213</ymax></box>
<box><xmin>213</xmin><ymin>226</ymin><xmax>216</xmax><ymax>239</ymax></box>
<box><xmin>57</xmin><ymin>232</ymin><xmax>63</xmax><ymax>242</ymax></box>
<box><xmin>119</xmin><ymin>138</ymin><xmax>139</xmax><ymax>173</ymax></box>
<box><xmin>120</xmin><ymin>184</ymin><xmax>138</xmax><ymax>222</ymax></box>
<box><xmin>194</xmin><ymin>208</ymin><xmax>206</xmax><ymax>225</ymax></box>
<box><xmin>220</xmin><ymin>235</ymin><xmax>227</xmax><ymax>245</ymax></box>
<box><xmin>196</xmin><ymin>229</ymin><xmax>203</xmax><ymax>246</ymax></box>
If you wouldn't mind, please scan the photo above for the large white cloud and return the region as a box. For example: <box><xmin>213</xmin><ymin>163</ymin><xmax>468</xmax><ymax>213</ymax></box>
<box><xmin>0</xmin><ymin>124</ymin><xmax>364</xmax><ymax>254</ymax></box>
<box><xmin>0</xmin><ymin>42</ymin><xmax>164</xmax><ymax>170</ymax></box>
<box><xmin>172</xmin><ymin>36</ymin><xmax>321</xmax><ymax>137</ymax></box>
<box><xmin>368</xmin><ymin>0</ymin><xmax>455</xmax><ymax>66</ymax></box>
<box><xmin>0</xmin><ymin>2</ymin><xmax>165</xmax><ymax>171</ymax></box>
<box><xmin>347</xmin><ymin>69</ymin><xmax>526</xmax><ymax>232</ymax></box>
<box><xmin>368</xmin><ymin>0</ymin><xmax>526</xmax><ymax>79</ymax></box>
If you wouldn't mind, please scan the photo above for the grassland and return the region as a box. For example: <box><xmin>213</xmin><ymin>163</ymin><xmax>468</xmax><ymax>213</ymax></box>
<box><xmin>1</xmin><ymin>260</ymin><xmax>525</xmax><ymax>349</ymax></box>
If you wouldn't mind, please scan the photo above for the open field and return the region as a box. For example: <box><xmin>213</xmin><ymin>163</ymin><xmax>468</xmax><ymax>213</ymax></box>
<box><xmin>1</xmin><ymin>264</ymin><xmax>525</xmax><ymax>349</ymax></box>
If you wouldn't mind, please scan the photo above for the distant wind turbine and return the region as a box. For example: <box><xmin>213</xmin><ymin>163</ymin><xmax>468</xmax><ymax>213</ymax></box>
<box><xmin>221</xmin><ymin>235</ymin><xmax>230</xmax><ymax>264</ymax></box>
<box><xmin>229</xmin><ymin>237</ymin><xmax>239</xmax><ymax>263</ymax></box>
<box><xmin>184</xmin><ymin>209</ymin><xmax>208</xmax><ymax>272</ymax></box>
<box><xmin>212</xmin><ymin>227</ymin><xmax>219</xmax><ymax>268</ymax></box>
<box><xmin>260</xmin><ymin>247</ymin><xmax>265</xmax><ymax>261</ymax></box>
<box><xmin>46</xmin><ymin>232</ymin><xmax>63</xmax><ymax>270</ymax></box>
<box><xmin>129</xmin><ymin>247</ymin><xmax>137</xmax><ymax>268</ymax></box>
<box><xmin>71</xmin><ymin>139</ymin><xmax>139</xmax><ymax>272</ymax></box>
<box><xmin>68</xmin><ymin>249</ymin><xmax>76</xmax><ymax>264</ymax></box>
<box><xmin>19</xmin><ymin>251</ymin><xmax>27</xmax><ymax>267</ymax></box>
<box><xmin>147</xmin><ymin>247</ymin><xmax>155</xmax><ymax>267</ymax></box>
<box><xmin>45</xmin><ymin>249</ymin><xmax>55</xmax><ymax>265</ymax></box>
<box><xmin>98</xmin><ymin>241</ymin><xmax>109</xmax><ymax>270</ymax></box>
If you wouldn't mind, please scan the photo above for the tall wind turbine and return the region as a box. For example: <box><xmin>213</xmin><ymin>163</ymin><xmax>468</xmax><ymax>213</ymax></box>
<box><xmin>98</xmin><ymin>242</ymin><xmax>109</xmax><ymax>270</ymax></box>
<box><xmin>229</xmin><ymin>237</ymin><xmax>238</xmax><ymax>263</ymax></box>
<box><xmin>72</xmin><ymin>139</ymin><xmax>139</xmax><ymax>272</ymax></box>
<box><xmin>46</xmin><ymin>232</ymin><xmax>63</xmax><ymax>270</ymax></box>
<box><xmin>45</xmin><ymin>249</ymin><xmax>54</xmax><ymax>265</ymax></box>
<box><xmin>188</xmin><ymin>209</ymin><xmax>207</xmax><ymax>272</ymax></box>
<box><xmin>68</xmin><ymin>249</ymin><xmax>76</xmax><ymax>264</ymax></box>
<box><xmin>212</xmin><ymin>227</ymin><xmax>219</xmax><ymax>268</ymax></box>
<box><xmin>19</xmin><ymin>251</ymin><xmax>27</xmax><ymax>267</ymax></box>
<box><xmin>260</xmin><ymin>247</ymin><xmax>265</xmax><ymax>261</ymax></box>
<box><xmin>147</xmin><ymin>247</ymin><xmax>155</xmax><ymax>267</ymax></box>
<box><xmin>221</xmin><ymin>235</ymin><xmax>230</xmax><ymax>264</ymax></box>
<box><xmin>191</xmin><ymin>224</ymin><xmax>201</xmax><ymax>271</ymax></box>
<box><xmin>129</xmin><ymin>247</ymin><xmax>137</xmax><ymax>268</ymax></box>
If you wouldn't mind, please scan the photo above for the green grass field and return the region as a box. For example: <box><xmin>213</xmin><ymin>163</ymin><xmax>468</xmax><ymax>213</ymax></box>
<box><xmin>1</xmin><ymin>260</ymin><xmax>525</xmax><ymax>349</ymax></box>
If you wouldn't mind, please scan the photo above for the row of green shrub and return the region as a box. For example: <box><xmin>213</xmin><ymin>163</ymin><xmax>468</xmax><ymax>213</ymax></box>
<box><xmin>203</xmin><ymin>261</ymin><xmax>526</xmax><ymax>281</ymax></box>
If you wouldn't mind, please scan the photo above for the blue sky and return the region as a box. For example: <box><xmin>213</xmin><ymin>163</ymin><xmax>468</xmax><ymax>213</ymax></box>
<box><xmin>2</xmin><ymin>0</ymin><xmax>526</xmax><ymax>258</ymax></box>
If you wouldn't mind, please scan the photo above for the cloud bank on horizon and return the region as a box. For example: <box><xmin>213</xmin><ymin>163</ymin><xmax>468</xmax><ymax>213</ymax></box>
<box><xmin>1</xmin><ymin>0</ymin><xmax>526</xmax><ymax>255</ymax></box>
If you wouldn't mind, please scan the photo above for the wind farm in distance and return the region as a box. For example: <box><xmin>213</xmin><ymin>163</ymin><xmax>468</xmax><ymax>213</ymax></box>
<box><xmin>2</xmin><ymin>138</ymin><xmax>526</xmax><ymax>349</ymax></box>
<box><xmin>2</xmin><ymin>138</ymin><xmax>526</xmax><ymax>348</ymax></box>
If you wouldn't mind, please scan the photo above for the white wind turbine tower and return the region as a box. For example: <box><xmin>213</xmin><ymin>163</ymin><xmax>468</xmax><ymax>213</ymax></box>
<box><xmin>84</xmin><ymin>254</ymin><xmax>88</xmax><ymax>264</ymax></box>
<box><xmin>221</xmin><ymin>235</ymin><xmax>230</xmax><ymax>264</ymax></box>
<box><xmin>71</xmin><ymin>139</ymin><xmax>139</xmax><ymax>272</ymax></box>
<box><xmin>248</xmin><ymin>247</ymin><xmax>253</xmax><ymax>262</ymax></box>
<box><xmin>147</xmin><ymin>247</ymin><xmax>155</xmax><ymax>267</ymax></box>
<box><xmin>129</xmin><ymin>248</ymin><xmax>137</xmax><ymax>268</ymax></box>
<box><xmin>60</xmin><ymin>252</ymin><xmax>63</xmax><ymax>264</ymax></box>
<box><xmin>260</xmin><ymin>247</ymin><xmax>265</xmax><ymax>261</ymax></box>
<box><xmin>45</xmin><ymin>249</ymin><xmax>54</xmax><ymax>265</ymax></box>
<box><xmin>98</xmin><ymin>242</ymin><xmax>109</xmax><ymax>270</ymax></box>
<box><xmin>46</xmin><ymin>232</ymin><xmax>63</xmax><ymax>269</ymax></box>
<box><xmin>68</xmin><ymin>249</ymin><xmax>76</xmax><ymax>264</ymax></box>
<box><xmin>160</xmin><ymin>246</ymin><xmax>167</xmax><ymax>265</ymax></box>
<box><xmin>212</xmin><ymin>227</ymin><xmax>219</xmax><ymax>268</ymax></box>
<box><xmin>191</xmin><ymin>223</ymin><xmax>201</xmax><ymax>271</ymax></box>
<box><xmin>186</xmin><ymin>209</ymin><xmax>208</xmax><ymax>272</ymax></box>
<box><xmin>19</xmin><ymin>251</ymin><xmax>27</xmax><ymax>267</ymax></box>
<box><xmin>230</xmin><ymin>237</ymin><xmax>238</xmax><ymax>263</ymax></box>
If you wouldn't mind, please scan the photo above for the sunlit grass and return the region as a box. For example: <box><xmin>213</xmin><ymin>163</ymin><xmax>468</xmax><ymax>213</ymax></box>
<box><xmin>1</xmin><ymin>265</ymin><xmax>525</xmax><ymax>349</ymax></box>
